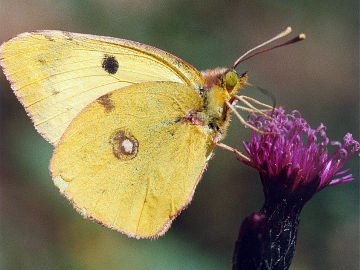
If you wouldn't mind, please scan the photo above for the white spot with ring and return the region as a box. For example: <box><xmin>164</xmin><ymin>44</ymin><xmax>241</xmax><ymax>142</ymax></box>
<box><xmin>122</xmin><ymin>139</ymin><xmax>133</xmax><ymax>153</ymax></box>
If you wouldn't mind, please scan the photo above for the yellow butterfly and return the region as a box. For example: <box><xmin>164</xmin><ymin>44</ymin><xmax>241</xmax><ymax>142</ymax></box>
<box><xmin>0</xmin><ymin>27</ymin><xmax>304</xmax><ymax>238</ymax></box>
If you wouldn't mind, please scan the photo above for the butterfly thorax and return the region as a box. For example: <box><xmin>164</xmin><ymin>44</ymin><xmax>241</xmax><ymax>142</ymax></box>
<box><xmin>196</xmin><ymin>68</ymin><xmax>248</xmax><ymax>136</ymax></box>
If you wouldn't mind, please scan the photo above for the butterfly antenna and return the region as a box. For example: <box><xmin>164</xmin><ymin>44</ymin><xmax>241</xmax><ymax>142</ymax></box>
<box><xmin>233</xmin><ymin>26</ymin><xmax>292</xmax><ymax>69</ymax></box>
<box><xmin>233</xmin><ymin>27</ymin><xmax>306</xmax><ymax>69</ymax></box>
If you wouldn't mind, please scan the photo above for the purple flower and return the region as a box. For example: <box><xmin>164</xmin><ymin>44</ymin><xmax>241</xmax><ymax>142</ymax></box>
<box><xmin>232</xmin><ymin>107</ymin><xmax>359</xmax><ymax>270</ymax></box>
<box><xmin>240</xmin><ymin>107</ymin><xmax>359</xmax><ymax>204</ymax></box>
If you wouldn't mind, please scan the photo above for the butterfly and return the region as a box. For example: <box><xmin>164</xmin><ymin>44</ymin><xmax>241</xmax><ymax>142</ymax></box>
<box><xmin>0</xmin><ymin>27</ymin><xmax>304</xmax><ymax>238</ymax></box>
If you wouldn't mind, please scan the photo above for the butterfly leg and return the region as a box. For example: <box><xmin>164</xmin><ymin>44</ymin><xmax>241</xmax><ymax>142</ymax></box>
<box><xmin>233</xmin><ymin>95</ymin><xmax>274</xmax><ymax>121</ymax></box>
<box><xmin>213</xmin><ymin>131</ymin><xmax>250</xmax><ymax>161</ymax></box>
<box><xmin>225</xmin><ymin>100</ymin><xmax>273</xmax><ymax>134</ymax></box>
<box><xmin>214</xmin><ymin>141</ymin><xmax>250</xmax><ymax>162</ymax></box>
<box><xmin>235</xmin><ymin>95</ymin><xmax>275</xmax><ymax>109</ymax></box>
<box><xmin>234</xmin><ymin>105</ymin><xmax>273</xmax><ymax>114</ymax></box>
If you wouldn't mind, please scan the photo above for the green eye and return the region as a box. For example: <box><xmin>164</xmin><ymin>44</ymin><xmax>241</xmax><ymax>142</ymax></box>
<box><xmin>225</xmin><ymin>71</ymin><xmax>238</xmax><ymax>90</ymax></box>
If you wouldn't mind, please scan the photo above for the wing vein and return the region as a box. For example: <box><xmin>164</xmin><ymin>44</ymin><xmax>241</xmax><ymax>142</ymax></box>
<box><xmin>136</xmin><ymin>175</ymin><xmax>151</xmax><ymax>234</ymax></box>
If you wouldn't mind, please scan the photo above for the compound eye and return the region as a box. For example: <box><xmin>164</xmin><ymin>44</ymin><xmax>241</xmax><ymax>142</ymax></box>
<box><xmin>225</xmin><ymin>71</ymin><xmax>238</xmax><ymax>91</ymax></box>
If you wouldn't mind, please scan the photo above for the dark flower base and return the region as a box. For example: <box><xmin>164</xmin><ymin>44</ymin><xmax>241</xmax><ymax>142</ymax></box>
<box><xmin>232</xmin><ymin>194</ymin><xmax>302</xmax><ymax>270</ymax></box>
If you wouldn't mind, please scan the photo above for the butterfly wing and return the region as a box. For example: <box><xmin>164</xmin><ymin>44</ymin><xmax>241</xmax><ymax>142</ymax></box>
<box><xmin>0</xmin><ymin>31</ymin><xmax>204</xmax><ymax>144</ymax></box>
<box><xmin>50</xmin><ymin>81</ymin><xmax>214</xmax><ymax>238</ymax></box>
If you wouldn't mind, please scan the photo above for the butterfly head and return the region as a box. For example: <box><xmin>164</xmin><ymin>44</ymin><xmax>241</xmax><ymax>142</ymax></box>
<box><xmin>201</xmin><ymin>68</ymin><xmax>248</xmax><ymax>95</ymax></box>
<box><xmin>224</xmin><ymin>70</ymin><xmax>248</xmax><ymax>94</ymax></box>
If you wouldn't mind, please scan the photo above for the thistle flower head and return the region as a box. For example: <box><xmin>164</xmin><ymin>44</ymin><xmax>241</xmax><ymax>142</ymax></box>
<box><xmin>241</xmin><ymin>107</ymin><xmax>359</xmax><ymax>204</ymax></box>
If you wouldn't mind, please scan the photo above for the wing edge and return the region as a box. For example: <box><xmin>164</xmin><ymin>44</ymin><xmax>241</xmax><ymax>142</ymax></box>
<box><xmin>49</xmin><ymin>151</ymin><xmax>214</xmax><ymax>239</ymax></box>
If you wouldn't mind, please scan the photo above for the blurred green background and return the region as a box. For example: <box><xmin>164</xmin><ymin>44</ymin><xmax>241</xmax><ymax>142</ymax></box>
<box><xmin>0</xmin><ymin>1</ymin><xmax>358</xmax><ymax>269</ymax></box>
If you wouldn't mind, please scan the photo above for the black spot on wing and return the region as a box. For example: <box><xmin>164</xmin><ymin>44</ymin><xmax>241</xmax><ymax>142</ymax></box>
<box><xmin>102</xmin><ymin>55</ymin><xmax>119</xmax><ymax>74</ymax></box>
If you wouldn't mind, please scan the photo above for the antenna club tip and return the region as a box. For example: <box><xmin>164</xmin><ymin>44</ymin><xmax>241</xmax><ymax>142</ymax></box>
<box><xmin>285</xmin><ymin>26</ymin><xmax>292</xmax><ymax>33</ymax></box>
<box><xmin>299</xmin><ymin>33</ymin><xmax>306</xmax><ymax>39</ymax></box>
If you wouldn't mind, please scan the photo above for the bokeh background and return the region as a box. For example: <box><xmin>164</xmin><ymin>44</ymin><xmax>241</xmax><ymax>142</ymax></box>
<box><xmin>0</xmin><ymin>1</ymin><xmax>358</xmax><ymax>269</ymax></box>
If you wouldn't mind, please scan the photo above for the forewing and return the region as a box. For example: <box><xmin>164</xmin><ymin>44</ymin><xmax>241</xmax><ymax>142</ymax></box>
<box><xmin>0</xmin><ymin>31</ymin><xmax>204</xmax><ymax>144</ymax></box>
